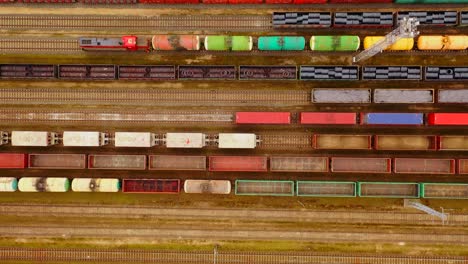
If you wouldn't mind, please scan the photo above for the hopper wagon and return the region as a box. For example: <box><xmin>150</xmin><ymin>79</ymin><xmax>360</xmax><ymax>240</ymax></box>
<box><xmin>184</xmin><ymin>180</ymin><xmax>231</xmax><ymax>194</ymax></box>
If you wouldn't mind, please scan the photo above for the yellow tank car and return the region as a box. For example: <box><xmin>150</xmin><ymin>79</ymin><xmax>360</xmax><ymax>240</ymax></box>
<box><xmin>363</xmin><ymin>36</ymin><xmax>414</xmax><ymax>51</ymax></box>
<box><xmin>417</xmin><ymin>35</ymin><xmax>468</xmax><ymax>50</ymax></box>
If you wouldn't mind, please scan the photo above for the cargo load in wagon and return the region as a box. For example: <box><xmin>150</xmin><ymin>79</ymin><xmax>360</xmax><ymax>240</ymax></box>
<box><xmin>63</xmin><ymin>131</ymin><xmax>109</xmax><ymax>147</ymax></box>
<box><xmin>296</xmin><ymin>181</ymin><xmax>356</xmax><ymax>197</ymax></box>
<box><xmin>394</xmin><ymin>158</ymin><xmax>455</xmax><ymax>174</ymax></box>
<box><xmin>0</xmin><ymin>153</ymin><xmax>27</xmax><ymax>169</ymax></box>
<box><xmin>421</xmin><ymin>183</ymin><xmax>468</xmax><ymax>199</ymax></box>
<box><xmin>438</xmin><ymin>89</ymin><xmax>468</xmax><ymax>103</ymax></box>
<box><xmin>438</xmin><ymin>136</ymin><xmax>468</xmax><ymax>151</ymax></box>
<box><xmin>458</xmin><ymin>159</ymin><xmax>468</xmax><ymax>174</ymax></box>
<box><xmin>331</xmin><ymin>157</ymin><xmax>391</xmax><ymax>173</ymax></box>
<box><xmin>114</xmin><ymin>132</ymin><xmax>157</xmax><ymax>147</ymax></box>
<box><xmin>236</xmin><ymin>112</ymin><xmax>290</xmax><ymax>124</ymax></box>
<box><xmin>0</xmin><ymin>177</ymin><xmax>18</xmax><ymax>192</ymax></box>
<box><xmin>11</xmin><ymin>131</ymin><xmax>59</xmax><ymax>146</ymax></box>
<box><xmin>300</xmin><ymin>112</ymin><xmax>357</xmax><ymax>125</ymax></box>
<box><xmin>428</xmin><ymin>113</ymin><xmax>468</xmax><ymax>126</ymax></box>
<box><xmin>375</xmin><ymin>135</ymin><xmax>436</xmax><ymax>150</ymax></box>
<box><xmin>312</xmin><ymin>89</ymin><xmax>370</xmax><ymax>103</ymax></box>
<box><xmin>18</xmin><ymin>177</ymin><xmax>70</xmax><ymax>192</ymax></box>
<box><xmin>360</xmin><ymin>113</ymin><xmax>424</xmax><ymax>125</ymax></box>
<box><xmin>165</xmin><ymin>133</ymin><xmax>206</xmax><ymax>148</ymax></box>
<box><xmin>149</xmin><ymin>155</ymin><xmax>206</xmax><ymax>171</ymax></box>
<box><xmin>72</xmin><ymin>178</ymin><xmax>120</xmax><ymax>192</ymax></box>
<box><xmin>209</xmin><ymin>156</ymin><xmax>268</xmax><ymax>172</ymax></box>
<box><xmin>270</xmin><ymin>156</ymin><xmax>328</xmax><ymax>172</ymax></box>
<box><xmin>313</xmin><ymin>134</ymin><xmax>371</xmax><ymax>150</ymax></box>
<box><xmin>88</xmin><ymin>154</ymin><xmax>146</xmax><ymax>170</ymax></box>
<box><xmin>122</xmin><ymin>179</ymin><xmax>180</xmax><ymax>194</ymax></box>
<box><xmin>373</xmin><ymin>89</ymin><xmax>434</xmax><ymax>104</ymax></box>
<box><xmin>218</xmin><ymin>133</ymin><xmax>257</xmax><ymax>149</ymax></box>
<box><xmin>29</xmin><ymin>154</ymin><xmax>87</xmax><ymax>169</ymax></box>
<box><xmin>358</xmin><ymin>182</ymin><xmax>420</xmax><ymax>198</ymax></box>
<box><xmin>184</xmin><ymin>180</ymin><xmax>231</xmax><ymax>194</ymax></box>
<box><xmin>235</xmin><ymin>180</ymin><xmax>294</xmax><ymax>196</ymax></box>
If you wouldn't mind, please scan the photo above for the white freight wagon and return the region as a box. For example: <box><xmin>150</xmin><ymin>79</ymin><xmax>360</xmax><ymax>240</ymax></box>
<box><xmin>11</xmin><ymin>131</ymin><xmax>58</xmax><ymax>146</ymax></box>
<box><xmin>114</xmin><ymin>132</ymin><xmax>156</xmax><ymax>148</ymax></box>
<box><xmin>63</xmin><ymin>131</ymin><xmax>109</xmax><ymax>147</ymax></box>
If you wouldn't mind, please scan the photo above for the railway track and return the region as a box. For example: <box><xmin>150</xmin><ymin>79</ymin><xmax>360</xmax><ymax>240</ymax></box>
<box><xmin>0</xmin><ymin>88</ymin><xmax>310</xmax><ymax>106</ymax></box>
<box><xmin>0</xmin><ymin>38</ymin><xmax>81</xmax><ymax>53</ymax></box>
<box><xmin>259</xmin><ymin>133</ymin><xmax>312</xmax><ymax>150</ymax></box>
<box><xmin>0</xmin><ymin>109</ymin><xmax>234</xmax><ymax>124</ymax></box>
<box><xmin>0</xmin><ymin>14</ymin><xmax>272</xmax><ymax>32</ymax></box>
<box><xmin>1</xmin><ymin>248</ymin><xmax>467</xmax><ymax>264</ymax></box>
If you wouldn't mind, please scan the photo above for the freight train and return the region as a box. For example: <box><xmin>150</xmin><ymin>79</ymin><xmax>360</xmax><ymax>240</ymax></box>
<box><xmin>274</xmin><ymin>11</ymin><xmax>467</xmax><ymax>28</ymax></box>
<box><xmin>0</xmin><ymin>177</ymin><xmax>466</xmax><ymax>200</ymax></box>
<box><xmin>2</xmin><ymin>64</ymin><xmax>467</xmax><ymax>82</ymax></box>
<box><xmin>79</xmin><ymin>35</ymin><xmax>468</xmax><ymax>52</ymax></box>
<box><xmin>0</xmin><ymin>153</ymin><xmax>466</xmax><ymax>174</ymax></box>
<box><xmin>1</xmin><ymin>133</ymin><xmax>467</xmax><ymax>150</ymax></box>
<box><xmin>1</xmin><ymin>0</ymin><xmax>466</xmax><ymax>4</ymax></box>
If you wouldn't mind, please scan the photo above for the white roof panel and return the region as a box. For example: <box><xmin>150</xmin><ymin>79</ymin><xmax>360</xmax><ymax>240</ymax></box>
<box><xmin>114</xmin><ymin>132</ymin><xmax>154</xmax><ymax>148</ymax></box>
<box><xmin>166</xmin><ymin>133</ymin><xmax>206</xmax><ymax>148</ymax></box>
<box><xmin>11</xmin><ymin>131</ymin><xmax>49</xmax><ymax>146</ymax></box>
<box><xmin>218</xmin><ymin>133</ymin><xmax>256</xmax><ymax>149</ymax></box>
<box><xmin>63</xmin><ymin>131</ymin><xmax>101</xmax><ymax>147</ymax></box>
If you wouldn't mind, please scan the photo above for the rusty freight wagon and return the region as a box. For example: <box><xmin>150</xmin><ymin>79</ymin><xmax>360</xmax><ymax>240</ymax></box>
<box><xmin>374</xmin><ymin>135</ymin><xmax>437</xmax><ymax>150</ymax></box>
<box><xmin>209</xmin><ymin>156</ymin><xmax>268</xmax><ymax>172</ymax></box>
<box><xmin>0</xmin><ymin>153</ymin><xmax>28</xmax><ymax>169</ymax></box>
<box><xmin>313</xmin><ymin>134</ymin><xmax>371</xmax><ymax>150</ymax></box>
<box><xmin>28</xmin><ymin>154</ymin><xmax>86</xmax><ymax>169</ymax></box>
<box><xmin>331</xmin><ymin>157</ymin><xmax>391</xmax><ymax>173</ymax></box>
<box><xmin>393</xmin><ymin>158</ymin><xmax>456</xmax><ymax>174</ymax></box>
<box><xmin>149</xmin><ymin>155</ymin><xmax>206</xmax><ymax>171</ymax></box>
<box><xmin>88</xmin><ymin>154</ymin><xmax>146</xmax><ymax>170</ymax></box>
<box><xmin>122</xmin><ymin>179</ymin><xmax>180</xmax><ymax>194</ymax></box>
<box><xmin>269</xmin><ymin>156</ymin><xmax>328</xmax><ymax>172</ymax></box>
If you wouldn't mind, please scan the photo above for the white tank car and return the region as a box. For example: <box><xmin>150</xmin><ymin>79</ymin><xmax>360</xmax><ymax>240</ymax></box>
<box><xmin>0</xmin><ymin>177</ymin><xmax>18</xmax><ymax>192</ymax></box>
<box><xmin>72</xmin><ymin>178</ymin><xmax>120</xmax><ymax>192</ymax></box>
<box><xmin>184</xmin><ymin>180</ymin><xmax>231</xmax><ymax>194</ymax></box>
<box><xmin>18</xmin><ymin>177</ymin><xmax>70</xmax><ymax>192</ymax></box>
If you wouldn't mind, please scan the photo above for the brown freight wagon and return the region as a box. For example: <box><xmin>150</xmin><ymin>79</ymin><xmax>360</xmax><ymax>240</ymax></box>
<box><xmin>149</xmin><ymin>155</ymin><xmax>206</xmax><ymax>171</ymax></box>
<box><xmin>270</xmin><ymin>156</ymin><xmax>328</xmax><ymax>172</ymax></box>
<box><xmin>393</xmin><ymin>158</ymin><xmax>456</xmax><ymax>174</ymax></box>
<box><xmin>209</xmin><ymin>156</ymin><xmax>267</xmax><ymax>172</ymax></box>
<box><xmin>122</xmin><ymin>179</ymin><xmax>180</xmax><ymax>194</ymax></box>
<box><xmin>374</xmin><ymin>135</ymin><xmax>437</xmax><ymax>150</ymax></box>
<box><xmin>28</xmin><ymin>154</ymin><xmax>86</xmax><ymax>169</ymax></box>
<box><xmin>438</xmin><ymin>136</ymin><xmax>468</xmax><ymax>151</ymax></box>
<box><xmin>313</xmin><ymin>134</ymin><xmax>371</xmax><ymax>150</ymax></box>
<box><xmin>88</xmin><ymin>154</ymin><xmax>146</xmax><ymax>170</ymax></box>
<box><xmin>459</xmin><ymin>159</ymin><xmax>468</xmax><ymax>174</ymax></box>
<box><xmin>331</xmin><ymin>157</ymin><xmax>391</xmax><ymax>173</ymax></box>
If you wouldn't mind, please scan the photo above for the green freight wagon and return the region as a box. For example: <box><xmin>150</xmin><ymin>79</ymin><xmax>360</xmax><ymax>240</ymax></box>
<box><xmin>297</xmin><ymin>181</ymin><xmax>356</xmax><ymax>197</ymax></box>
<box><xmin>258</xmin><ymin>36</ymin><xmax>306</xmax><ymax>51</ymax></box>
<box><xmin>395</xmin><ymin>0</ymin><xmax>468</xmax><ymax>3</ymax></box>
<box><xmin>204</xmin><ymin>36</ymin><xmax>253</xmax><ymax>51</ymax></box>
<box><xmin>421</xmin><ymin>183</ymin><xmax>468</xmax><ymax>199</ymax></box>
<box><xmin>357</xmin><ymin>182</ymin><xmax>420</xmax><ymax>198</ymax></box>
<box><xmin>310</xmin><ymin>36</ymin><xmax>360</xmax><ymax>51</ymax></box>
<box><xmin>235</xmin><ymin>180</ymin><xmax>294</xmax><ymax>196</ymax></box>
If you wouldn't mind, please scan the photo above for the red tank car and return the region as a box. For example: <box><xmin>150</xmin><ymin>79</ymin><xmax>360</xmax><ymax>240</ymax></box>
<box><xmin>79</xmin><ymin>36</ymin><xmax>150</xmax><ymax>51</ymax></box>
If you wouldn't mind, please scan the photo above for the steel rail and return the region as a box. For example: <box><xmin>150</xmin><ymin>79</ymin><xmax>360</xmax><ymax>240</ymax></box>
<box><xmin>0</xmin><ymin>88</ymin><xmax>310</xmax><ymax>106</ymax></box>
<box><xmin>0</xmin><ymin>14</ymin><xmax>272</xmax><ymax>31</ymax></box>
<box><xmin>0</xmin><ymin>247</ymin><xmax>468</xmax><ymax>263</ymax></box>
